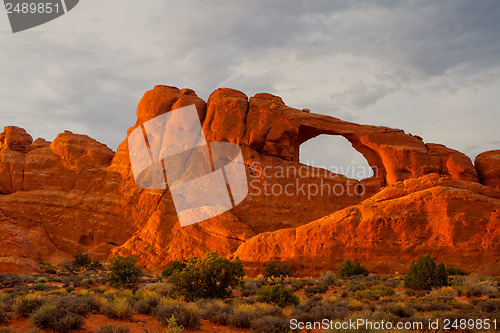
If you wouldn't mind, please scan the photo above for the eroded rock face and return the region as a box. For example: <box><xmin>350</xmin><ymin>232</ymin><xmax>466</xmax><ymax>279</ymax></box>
<box><xmin>0</xmin><ymin>85</ymin><xmax>498</xmax><ymax>275</ymax></box>
<box><xmin>475</xmin><ymin>150</ymin><xmax>500</xmax><ymax>190</ymax></box>
<box><xmin>233</xmin><ymin>174</ymin><xmax>500</xmax><ymax>276</ymax></box>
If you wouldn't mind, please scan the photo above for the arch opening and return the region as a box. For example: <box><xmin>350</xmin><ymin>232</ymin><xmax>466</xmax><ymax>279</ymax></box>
<box><xmin>299</xmin><ymin>135</ymin><xmax>374</xmax><ymax>180</ymax></box>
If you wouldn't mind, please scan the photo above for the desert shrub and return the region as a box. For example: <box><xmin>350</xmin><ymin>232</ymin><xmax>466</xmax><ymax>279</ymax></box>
<box><xmin>227</xmin><ymin>303</ymin><xmax>259</xmax><ymax>328</ymax></box>
<box><xmin>382</xmin><ymin>302</ymin><xmax>414</xmax><ymax>318</ymax></box>
<box><xmin>320</xmin><ymin>271</ymin><xmax>337</xmax><ymax>286</ymax></box>
<box><xmin>56</xmin><ymin>296</ymin><xmax>91</xmax><ymax>316</ymax></box>
<box><xmin>30</xmin><ymin>303</ymin><xmax>84</xmax><ymax>332</ymax></box>
<box><xmin>148</xmin><ymin>282</ymin><xmax>174</xmax><ymax>297</ymax></box>
<box><xmin>403</xmin><ymin>289</ymin><xmax>416</xmax><ymax>297</ymax></box>
<box><xmin>0</xmin><ymin>307</ymin><xmax>7</xmax><ymax>324</ymax></box>
<box><xmin>134</xmin><ymin>296</ymin><xmax>159</xmax><ymax>315</ymax></box>
<box><xmin>16</xmin><ymin>296</ymin><xmax>45</xmax><ymax>316</ymax></box>
<box><xmin>88</xmin><ymin>259</ymin><xmax>104</xmax><ymax>271</ymax></box>
<box><xmin>95</xmin><ymin>324</ymin><xmax>130</xmax><ymax>333</ymax></box>
<box><xmin>250</xmin><ymin>315</ymin><xmax>290</xmax><ymax>333</ymax></box>
<box><xmin>52</xmin><ymin>313</ymin><xmax>85</xmax><ymax>333</ymax></box>
<box><xmin>288</xmin><ymin>278</ymin><xmax>306</xmax><ymax>291</ymax></box>
<box><xmin>477</xmin><ymin>300</ymin><xmax>500</xmax><ymax>313</ymax></box>
<box><xmin>154</xmin><ymin>299</ymin><xmax>201</xmax><ymax>328</ymax></box>
<box><xmin>0</xmin><ymin>274</ymin><xmax>22</xmax><ymax>288</ymax></box>
<box><xmin>103</xmin><ymin>298</ymin><xmax>135</xmax><ymax>320</ymax></box>
<box><xmin>89</xmin><ymin>295</ymin><xmax>108</xmax><ymax>313</ymax></box>
<box><xmin>435</xmin><ymin>286</ymin><xmax>458</xmax><ymax>299</ymax></box>
<box><xmin>108</xmin><ymin>256</ymin><xmax>144</xmax><ymax>287</ymax></box>
<box><xmin>304</xmin><ymin>282</ymin><xmax>329</xmax><ymax>296</ymax></box>
<box><xmin>169</xmin><ymin>252</ymin><xmax>244</xmax><ymax>301</ymax></box>
<box><xmin>412</xmin><ymin>302</ymin><xmax>452</xmax><ymax>312</ymax></box>
<box><xmin>337</xmin><ymin>259</ymin><xmax>369</xmax><ymax>278</ymax></box>
<box><xmin>165</xmin><ymin>315</ymin><xmax>184</xmax><ymax>333</ymax></box>
<box><xmin>461</xmin><ymin>275</ymin><xmax>497</xmax><ymax>297</ymax></box>
<box><xmin>263</xmin><ymin>262</ymin><xmax>293</xmax><ymax>283</ymax></box>
<box><xmin>347</xmin><ymin>299</ymin><xmax>364</xmax><ymax>312</ymax></box>
<box><xmin>404</xmin><ymin>255</ymin><xmax>448</xmax><ymax>290</ymax></box>
<box><xmin>446</xmin><ymin>267</ymin><xmax>465</xmax><ymax>276</ymax></box>
<box><xmin>198</xmin><ymin>299</ymin><xmax>232</xmax><ymax>325</ymax></box>
<box><xmin>31</xmin><ymin>283</ymin><xmax>53</xmax><ymax>291</ymax></box>
<box><xmin>162</xmin><ymin>260</ymin><xmax>187</xmax><ymax>277</ymax></box>
<box><xmin>72</xmin><ymin>252</ymin><xmax>92</xmax><ymax>269</ymax></box>
<box><xmin>294</xmin><ymin>296</ymin><xmax>348</xmax><ymax>322</ymax></box>
<box><xmin>256</xmin><ymin>285</ymin><xmax>299</xmax><ymax>307</ymax></box>
<box><xmin>241</xmin><ymin>279</ymin><xmax>263</xmax><ymax>297</ymax></box>
<box><xmin>355</xmin><ymin>284</ymin><xmax>394</xmax><ymax>299</ymax></box>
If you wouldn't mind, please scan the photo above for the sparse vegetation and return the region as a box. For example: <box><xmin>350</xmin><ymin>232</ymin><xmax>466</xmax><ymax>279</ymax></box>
<box><xmin>0</xmin><ymin>251</ymin><xmax>499</xmax><ymax>332</ymax></box>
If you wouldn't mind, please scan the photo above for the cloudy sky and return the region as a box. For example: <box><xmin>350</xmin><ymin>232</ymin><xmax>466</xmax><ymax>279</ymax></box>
<box><xmin>0</xmin><ymin>0</ymin><xmax>499</xmax><ymax>177</ymax></box>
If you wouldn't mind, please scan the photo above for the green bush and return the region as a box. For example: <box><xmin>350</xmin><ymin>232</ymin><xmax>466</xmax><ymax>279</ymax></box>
<box><xmin>256</xmin><ymin>285</ymin><xmax>300</xmax><ymax>307</ymax></box>
<box><xmin>404</xmin><ymin>254</ymin><xmax>448</xmax><ymax>290</ymax></box>
<box><xmin>73</xmin><ymin>252</ymin><xmax>92</xmax><ymax>267</ymax></box>
<box><xmin>264</xmin><ymin>262</ymin><xmax>292</xmax><ymax>283</ymax></box>
<box><xmin>162</xmin><ymin>260</ymin><xmax>187</xmax><ymax>277</ymax></box>
<box><xmin>72</xmin><ymin>252</ymin><xmax>92</xmax><ymax>269</ymax></box>
<box><xmin>337</xmin><ymin>259</ymin><xmax>369</xmax><ymax>278</ymax></box>
<box><xmin>169</xmin><ymin>252</ymin><xmax>245</xmax><ymax>301</ymax></box>
<box><xmin>107</xmin><ymin>256</ymin><xmax>144</xmax><ymax>287</ymax></box>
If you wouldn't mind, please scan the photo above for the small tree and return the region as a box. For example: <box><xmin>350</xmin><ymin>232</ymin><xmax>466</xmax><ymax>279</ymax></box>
<box><xmin>169</xmin><ymin>252</ymin><xmax>245</xmax><ymax>301</ymax></box>
<box><xmin>404</xmin><ymin>254</ymin><xmax>448</xmax><ymax>290</ymax></box>
<box><xmin>264</xmin><ymin>261</ymin><xmax>293</xmax><ymax>284</ymax></box>
<box><xmin>72</xmin><ymin>252</ymin><xmax>92</xmax><ymax>269</ymax></box>
<box><xmin>108</xmin><ymin>256</ymin><xmax>143</xmax><ymax>287</ymax></box>
<box><xmin>337</xmin><ymin>259</ymin><xmax>369</xmax><ymax>278</ymax></box>
<box><xmin>162</xmin><ymin>260</ymin><xmax>187</xmax><ymax>277</ymax></box>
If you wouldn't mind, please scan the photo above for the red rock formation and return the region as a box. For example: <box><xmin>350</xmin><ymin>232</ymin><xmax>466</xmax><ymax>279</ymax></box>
<box><xmin>233</xmin><ymin>174</ymin><xmax>500</xmax><ymax>276</ymax></box>
<box><xmin>475</xmin><ymin>150</ymin><xmax>500</xmax><ymax>190</ymax></box>
<box><xmin>0</xmin><ymin>85</ymin><xmax>498</xmax><ymax>276</ymax></box>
